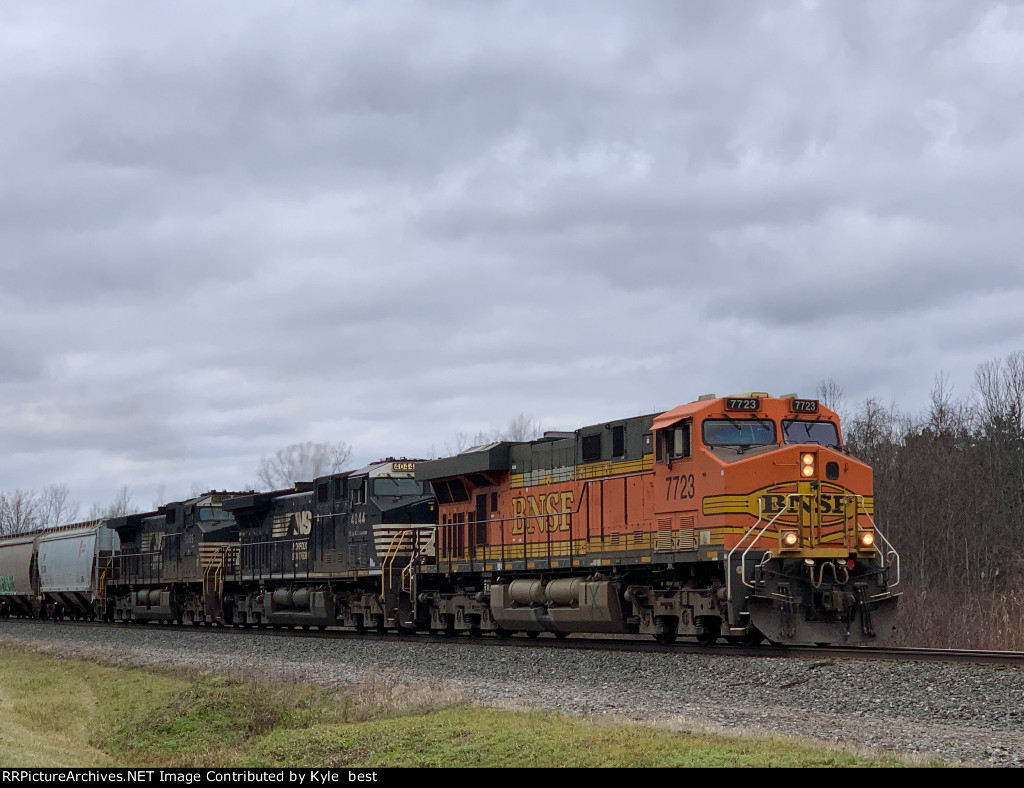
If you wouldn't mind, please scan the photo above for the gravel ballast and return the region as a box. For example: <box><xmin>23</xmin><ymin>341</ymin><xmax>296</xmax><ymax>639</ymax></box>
<box><xmin>2</xmin><ymin>620</ymin><xmax>1022</xmax><ymax>767</ymax></box>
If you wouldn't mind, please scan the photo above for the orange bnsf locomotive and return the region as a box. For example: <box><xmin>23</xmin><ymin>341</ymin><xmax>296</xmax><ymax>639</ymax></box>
<box><xmin>413</xmin><ymin>392</ymin><xmax>900</xmax><ymax>645</ymax></box>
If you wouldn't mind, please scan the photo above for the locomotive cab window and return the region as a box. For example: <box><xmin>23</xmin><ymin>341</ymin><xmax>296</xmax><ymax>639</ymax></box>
<box><xmin>351</xmin><ymin>478</ymin><xmax>366</xmax><ymax>505</ymax></box>
<box><xmin>198</xmin><ymin>508</ymin><xmax>232</xmax><ymax>522</ymax></box>
<box><xmin>703</xmin><ymin>419</ymin><xmax>776</xmax><ymax>447</ymax></box>
<box><xmin>782</xmin><ymin>420</ymin><xmax>841</xmax><ymax>448</ymax></box>
<box><xmin>372</xmin><ymin>478</ymin><xmax>424</xmax><ymax>496</ymax></box>
<box><xmin>581</xmin><ymin>433</ymin><xmax>602</xmax><ymax>463</ymax></box>
<box><xmin>669</xmin><ymin>423</ymin><xmax>691</xmax><ymax>459</ymax></box>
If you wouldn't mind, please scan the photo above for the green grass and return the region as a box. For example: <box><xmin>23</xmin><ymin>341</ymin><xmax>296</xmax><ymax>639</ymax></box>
<box><xmin>0</xmin><ymin>642</ymin><xmax>918</xmax><ymax>768</ymax></box>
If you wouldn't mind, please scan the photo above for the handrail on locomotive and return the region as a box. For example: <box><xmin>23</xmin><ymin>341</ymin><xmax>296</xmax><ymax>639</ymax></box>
<box><xmin>729</xmin><ymin>492</ymin><xmax>900</xmax><ymax>589</ymax></box>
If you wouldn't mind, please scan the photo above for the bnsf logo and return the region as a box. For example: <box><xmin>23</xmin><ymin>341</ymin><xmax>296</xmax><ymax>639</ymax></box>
<box><xmin>761</xmin><ymin>493</ymin><xmax>850</xmax><ymax>516</ymax></box>
<box><xmin>511</xmin><ymin>491</ymin><xmax>575</xmax><ymax>534</ymax></box>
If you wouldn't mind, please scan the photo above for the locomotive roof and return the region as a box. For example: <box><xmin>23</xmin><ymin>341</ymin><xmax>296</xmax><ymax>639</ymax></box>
<box><xmin>651</xmin><ymin>392</ymin><xmax>835</xmax><ymax>431</ymax></box>
<box><xmin>347</xmin><ymin>458</ymin><xmax>424</xmax><ymax>477</ymax></box>
<box><xmin>415</xmin><ymin>442</ymin><xmax>514</xmax><ymax>481</ymax></box>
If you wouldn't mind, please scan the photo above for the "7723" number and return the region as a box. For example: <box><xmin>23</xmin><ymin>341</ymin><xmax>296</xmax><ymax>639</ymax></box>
<box><xmin>665</xmin><ymin>474</ymin><xmax>695</xmax><ymax>499</ymax></box>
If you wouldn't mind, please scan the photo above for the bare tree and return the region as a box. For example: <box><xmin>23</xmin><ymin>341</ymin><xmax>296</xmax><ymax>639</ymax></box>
<box><xmin>503</xmin><ymin>412</ymin><xmax>544</xmax><ymax>441</ymax></box>
<box><xmin>256</xmin><ymin>441</ymin><xmax>353</xmax><ymax>490</ymax></box>
<box><xmin>816</xmin><ymin>378</ymin><xmax>848</xmax><ymax>424</ymax></box>
<box><xmin>0</xmin><ymin>489</ymin><xmax>40</xmax><ymax>535</ymax></box>
<box><xmin>445</xmin><ymin>413</ymin><xmax>545</xmax><ymax>455</ymax></box>
<box><xmin>88</xmin><ymin>485</ymin><xmax>141</xmax><ymax>520</ymax></box>
<box><xmin>35</xmin><ymin>484</ymin><xmax>81</xmax><ymax>527</ymax></box>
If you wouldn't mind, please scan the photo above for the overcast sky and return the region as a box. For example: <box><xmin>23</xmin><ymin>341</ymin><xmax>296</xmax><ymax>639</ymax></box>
<box><xmin>2</xmin><ymin>1</ymin><xmax>1023</xmax><ymax>512</ymax></box>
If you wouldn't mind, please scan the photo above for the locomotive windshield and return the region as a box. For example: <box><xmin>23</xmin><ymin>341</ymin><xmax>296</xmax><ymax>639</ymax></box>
<box><xmin>198</xmin><ymin>508</ymin><xmax>233</xmax><ymax>522</ymax></box>
<box><xmin>372</xmin><ymin>478</ymin><xmax>425</xmax><ymax>497</ymax></box>
<box><xmin>782</xmin><ymin>420</ymin><xmax>841</xmax><ymax>448</ymax></box>
<box><xmin>702</xmin><ymin>419</ymin><xmax>776</xmax><ymax>447</ymax></box>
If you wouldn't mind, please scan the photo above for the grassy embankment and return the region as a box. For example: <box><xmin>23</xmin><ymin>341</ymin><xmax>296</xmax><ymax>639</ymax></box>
<box><xmin>0</xmin><ymin>642</ymin><xmax>918</xmax><ymax>768</ymax></box>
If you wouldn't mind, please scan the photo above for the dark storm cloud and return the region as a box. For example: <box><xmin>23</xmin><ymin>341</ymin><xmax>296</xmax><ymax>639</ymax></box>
<box><xmin>1</xmin><ymin>0</ymin><xmax>1023</xmax><ymax>509</ymax></box>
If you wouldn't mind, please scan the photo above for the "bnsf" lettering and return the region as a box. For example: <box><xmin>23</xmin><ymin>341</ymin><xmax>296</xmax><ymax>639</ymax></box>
<box><xmin>761</xmin><ymin>494</ymin><xmax>850</xmax><ymax>515</ymax></box>
<box><xmin>511</xmin><ymin>491</ymin><xmax>575</xmax><ymax>534</ymax></box>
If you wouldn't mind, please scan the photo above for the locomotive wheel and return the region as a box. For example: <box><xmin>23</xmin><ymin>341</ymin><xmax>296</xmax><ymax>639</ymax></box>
<box><xmin>654</xmin><ymin>616</ymin><xmax>678</xmax><ymax>645</ymax></box>
<box><xmin>494</xmin><ymin>627</ymin><xmax>513</xmax><ymax>639</ymax></box>
<box><xmin>554</xmin><ymin>632</ymin><xmax>570</xmax><ymax>640</ymax></box>
<box><xmin>696</xmin><ymin>618</ymin><xmax>721</xmax><ymax>646</ymax></box>
<box><xmin>526</xmin><ymin>631</ymin><xmax>540</xmax><ymax>639</ymax></box>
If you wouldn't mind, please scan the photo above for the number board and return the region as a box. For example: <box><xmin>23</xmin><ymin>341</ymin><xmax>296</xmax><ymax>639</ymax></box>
<box><xmin>725</xmin><ymin>397</ymin><xmax>760</xmax><ymax>411</ymax></box>
<box><xmin>789</xmin><ymin>399</ymin><xmax>819</xmax><ymax>413</ymax></box>
<box><xmin>391</xmin><ymin>461</ymin><xmax>416</xmax><ymax>472</ymax></box>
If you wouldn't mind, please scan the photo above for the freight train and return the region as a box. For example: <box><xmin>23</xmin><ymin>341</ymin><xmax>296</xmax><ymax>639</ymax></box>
<box><xmin>0</xmin><ymin>392</ymin><xmax>901</xmax><ymax>645</ymax></box>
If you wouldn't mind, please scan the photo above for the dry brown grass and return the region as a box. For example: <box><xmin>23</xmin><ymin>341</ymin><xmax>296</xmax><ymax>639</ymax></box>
<box><xmin>890</xmin><ymin>585</ymin><xmax>1024</xmax><ymax>650</ymax></box>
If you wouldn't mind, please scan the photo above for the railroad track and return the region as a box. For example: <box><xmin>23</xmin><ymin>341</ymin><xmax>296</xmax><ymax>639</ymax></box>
<box><xmin>6</xmin><ymin>617</ymin><xmax>1024</xmax><ymax>667</ymax></box>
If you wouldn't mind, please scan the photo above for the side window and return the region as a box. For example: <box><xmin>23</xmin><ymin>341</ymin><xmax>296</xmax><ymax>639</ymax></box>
<box><xmin>332</xmin><ymin>478</ymin><xmax>346</xmax><ymax>500</ymax></box>
<box><xmin>317</xmin><ymin>482</ymin><xmax>329</xmax><ymax>502</ymax></box>
<box><xmin>670</xmin><ymin>423</ymin><xmax>691</xmax><ymax>459</ymax></box>
<box><xmin>611</xmin><ymin>425</ymin><xmax>625</xmax><ymax>458</ymax></box>
<box><xmin>581</xmin><ymin>434</ymin><xmax>602</xmax><ymax>463</ymax></box>
<box><xmin>351</xmin><ymin>479</ymin><xmax>365</xmax><ymax>505</ymax></box>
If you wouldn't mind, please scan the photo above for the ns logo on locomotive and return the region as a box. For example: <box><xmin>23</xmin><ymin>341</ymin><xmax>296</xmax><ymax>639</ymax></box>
<box><xmin>0</xmin><ymin>393</ymin><xmax>899</xmax><ymax>646</ymax></box>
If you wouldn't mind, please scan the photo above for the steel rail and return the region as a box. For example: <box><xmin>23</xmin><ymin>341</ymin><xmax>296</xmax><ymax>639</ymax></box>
<box><xmin>4</xmin><ymin>618</ymin><xmax>1024</xmax><ymax>668</ymax></box>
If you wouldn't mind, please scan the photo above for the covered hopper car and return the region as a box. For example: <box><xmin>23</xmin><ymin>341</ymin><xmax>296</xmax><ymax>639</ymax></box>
<box><xmin>0</xmin><ymin>520</ymin><xmax>119</xmax><ymax>619</ymax></box>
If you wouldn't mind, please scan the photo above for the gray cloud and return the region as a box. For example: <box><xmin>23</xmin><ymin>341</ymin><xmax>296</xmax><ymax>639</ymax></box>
<box><xmin>2</xmin><ymin>0</ymin><xmax>1023</xmax><ymax>510</ymax></box>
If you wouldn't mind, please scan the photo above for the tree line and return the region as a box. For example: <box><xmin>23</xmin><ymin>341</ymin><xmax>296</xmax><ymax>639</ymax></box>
<box><xmin>830</xmin><ymin>349</ymin><xmax>1024</xmax><ymax>597</ymax></box>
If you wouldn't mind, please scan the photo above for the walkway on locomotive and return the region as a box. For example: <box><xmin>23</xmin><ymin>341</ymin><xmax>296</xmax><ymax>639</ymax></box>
<box><xmin>416</xmin><ymin>393</ymin><xmax>879</xmax><ymax>575</ymax></box>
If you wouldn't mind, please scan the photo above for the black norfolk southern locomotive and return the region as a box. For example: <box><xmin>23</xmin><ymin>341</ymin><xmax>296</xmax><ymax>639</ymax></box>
<box><xmin>106</xmin><ymin>492</ymin><xmax>242</xmax><ymax>623</ymax></box>
<box><xmin>103</xmin><ymin>460</ymin><xmax>435</xmax><ymax>629</ymax></box>
<box><xmin>222</xmin><ymin>459</ymin><xmax>435</xmax><ymax>630</ymax></box>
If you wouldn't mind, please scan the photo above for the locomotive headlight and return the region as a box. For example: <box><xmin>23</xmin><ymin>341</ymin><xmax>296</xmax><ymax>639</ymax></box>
<box><xmin>781</xmin><ymin>530</ymin><xmax>799</xmax><ymax>548</ymax></box>
<box><xmin>800</xmin><ymin>453</ymin><xmax>815</xmax><ymax>477</ymax></box>
<box><xmin>859</xmin><ymin>531</ymin><xmax>875</xmax><ymax>548</ymax></box>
